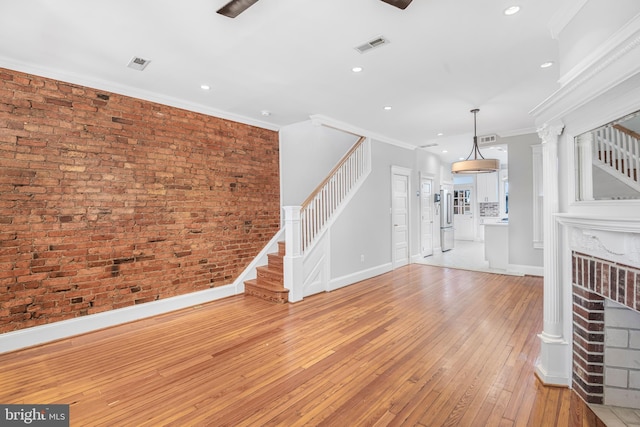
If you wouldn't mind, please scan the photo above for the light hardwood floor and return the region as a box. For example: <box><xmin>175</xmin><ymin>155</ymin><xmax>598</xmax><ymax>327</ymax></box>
<box><xmin>1</xmin><ymin>265</ymin><xmax>594</xmax><ymax>426</ymax></box>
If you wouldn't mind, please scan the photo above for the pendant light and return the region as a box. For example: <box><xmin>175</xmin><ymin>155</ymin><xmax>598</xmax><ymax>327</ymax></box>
<box><xmin>451</xmin><ymin>109</ymin><xmax>500</xmax><ymax>174</ymax></box>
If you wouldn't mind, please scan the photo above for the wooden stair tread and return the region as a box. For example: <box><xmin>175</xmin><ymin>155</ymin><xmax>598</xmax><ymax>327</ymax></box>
<box><xmin>244</xmin><ymin>241</ymin><xmax>288</xmax><ymax>303</ymax></box>
<box><xmin>244</xmin><ymin>278</ymin><xmax>287</xmax><ymax>292</ymax></box>
<box><xmin>244</xmin><ymin>279</ymin><xmax>288</xmax><ymax>304</ymax></box>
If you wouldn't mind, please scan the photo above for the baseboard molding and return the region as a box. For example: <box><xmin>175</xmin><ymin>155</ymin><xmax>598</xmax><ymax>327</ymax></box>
<box><xmin>328</xmin><ymin>263</ymin><xmax>393</xmax><ymax>292</ymax></box>
<box><xmin>508</xmin><ymin>263</ymin><xmax>544</xmax><ymax>276</ymax></box>
<box><xmin>0</xmin><ymin>284</ymin><xmax>239</xmax><ymax>355</ymax></box>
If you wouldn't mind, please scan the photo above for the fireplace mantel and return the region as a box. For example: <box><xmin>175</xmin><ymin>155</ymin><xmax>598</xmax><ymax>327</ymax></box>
<box><xmin>556</xmin><ymin>214</ymin><xmax>640</xmax><ymax>268</ymax></box>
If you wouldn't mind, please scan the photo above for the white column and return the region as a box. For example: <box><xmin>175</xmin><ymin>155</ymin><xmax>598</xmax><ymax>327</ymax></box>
<box><xmin>535</xmin><ymin>122</ymin><xmax>572</xmax><ymax>386</ymax></box>
<box><xmin>283</xmin><ymin>206</ymin><xmax>304</xmax><ymax>303</ymax></box>
<box><xmin>576</xmin><ymin>132</ymin><xmax>594</xmax><ymax>201</ymax></box>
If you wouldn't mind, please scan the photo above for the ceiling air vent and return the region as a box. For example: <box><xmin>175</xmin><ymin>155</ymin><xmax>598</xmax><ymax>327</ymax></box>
<box><xmin>478</xmin><ymin>134</ymin><xmax>497</xmax><ymax>145</ymax></box>
<box><xmin>355</xmin><ymin>36</ymin><xmax>390</xmax><ymax>54</ymax></box>
<box><xmin>420</xmin><ymin>143</ymin><xmax>438</xmax><ymax>148</ymax></box>
<box><xmin>127</xmin><ymin>56</ymin><xmax>151</xmax><ymax>71</ymax></box>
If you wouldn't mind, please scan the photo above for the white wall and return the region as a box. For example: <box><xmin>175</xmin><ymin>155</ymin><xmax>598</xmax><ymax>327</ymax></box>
<box><xmin>279</xmin><ymin>120</ymin><xmax>358</xmax><ymax>206</ymax></box>
<box><xmin>331</xmin><ymin>140</ymin><xmax>418</xmax><ymax>278</ymax></box>
<box><xmin>558</xmin><ymin>0</ymin><xmax>640</xmax><ymax>77</ymax></box>
<box><xmin>506</xmin><ymin>133</ymin><xmax>544</xmax><ymax>269</ymax></box>
<box><xmin>280</xmin><ymin>121</ymin><xmax>445</xmax><ymax>281</ymax></box>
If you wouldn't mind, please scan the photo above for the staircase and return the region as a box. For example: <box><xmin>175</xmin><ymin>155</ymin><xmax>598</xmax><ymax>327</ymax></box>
<box><xmin>593</xmin><ymin>125</ymin><xmax>640</xmax><ymax>193</ymax></box>
<box><xmin>245</xmin><ymin>135</ymin><xmax>371</xmax><ymax>303</ymax></box>
<box><xmin>244</xmin><ymin>241</ymin><xmax>289</xmax><ymax>303</ymax></box>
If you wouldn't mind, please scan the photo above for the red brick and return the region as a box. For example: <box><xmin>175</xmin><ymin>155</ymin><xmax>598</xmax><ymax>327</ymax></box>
<box><xmin>0</xmin><ymin>67</ymin><xmax>279</xmax><ymax>332</ymax></box>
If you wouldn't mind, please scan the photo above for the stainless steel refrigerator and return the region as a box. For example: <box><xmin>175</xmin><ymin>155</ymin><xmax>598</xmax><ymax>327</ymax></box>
<box><xmin>440</xmin><ymin>189</ymin><xmax>454</xmax><ymax>252</ymax></box>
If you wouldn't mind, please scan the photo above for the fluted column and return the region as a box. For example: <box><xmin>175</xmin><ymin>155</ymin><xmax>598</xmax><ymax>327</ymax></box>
<box><xmin>535</xmin><ymin>122</ymin><xmax>571</xmax><ymax>386</ymax></box>
<box><xmin>576</xmin><ymin>132</ymin><xmax>594</xmax><ymax>201</ymax></box>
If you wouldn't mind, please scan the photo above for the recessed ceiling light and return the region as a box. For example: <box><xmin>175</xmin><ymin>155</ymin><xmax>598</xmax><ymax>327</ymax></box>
<box><xmin>437</xmin><ymin>132</ymin><xmax>444</xmax><ymax>136</ymax></box>
<box><xmin>504</xmin><ymin>6</ymin><xmax>520</xmax><ymax>15</ymax></box>
<box><xmin>261</xmin><ymin>110</ymin><xmax>271</xmax><ymax>117</ymax></box>
<box><xmin>200</xmin><ymin>84</ymin><xmax>211</xmax><ymax>90</ymax></box>
<box><xmin>459</xmin><ymin>157</ymin><xmax>465</xmax><ymax>160</ymax></box>
<box><xmin>540</xmin><ymin>61</ymin><xmax>554</xmax><ymax>68</ymax></box>
<box><xmin>352</xmin><ymin>66</ymin><xmax>363</xmax><ymax>73</ymax></box>
<box><xmin>383</xmin><ymin>106</ymin><xmax>392</xmax><ymax>111</ymax></box>
<box><xmin>442</xmin><ymin>150</ymin><xmax>448</xmax><ymax>153</ymax></box>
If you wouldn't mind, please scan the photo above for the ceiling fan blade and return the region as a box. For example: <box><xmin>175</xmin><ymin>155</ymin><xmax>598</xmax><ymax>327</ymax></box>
<box><xmin>380</xmin><ymin>0</ymin><xmax>413</xmax><ymax>10</ymax></box>
<box><xmin>217</xmin><ymin>0</ymin><xmax>259</xmax><ymax>18</ymax></box>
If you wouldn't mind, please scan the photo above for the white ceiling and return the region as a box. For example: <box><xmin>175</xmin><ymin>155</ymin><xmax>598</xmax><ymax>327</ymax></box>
<box><xmin>0</xmin><ymin>0</ymin><xmax>572</xmax><ymax>165</ymax></box>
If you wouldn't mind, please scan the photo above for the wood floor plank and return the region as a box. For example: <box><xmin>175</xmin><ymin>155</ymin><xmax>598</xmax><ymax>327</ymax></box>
<box><xmin>0</xmin><ymin>264</ymin><xmax>585</xmax><ymax>426</ymax></box>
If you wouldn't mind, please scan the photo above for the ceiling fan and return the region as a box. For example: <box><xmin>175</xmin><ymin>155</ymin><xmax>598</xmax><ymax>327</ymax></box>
<box><xmin>217</xmin><ymin>0</ymin><xmax>413</xmax><ymax>18</ymax></box>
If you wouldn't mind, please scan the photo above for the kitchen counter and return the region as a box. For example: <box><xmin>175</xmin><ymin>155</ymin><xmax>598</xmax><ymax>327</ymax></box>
<box><xmin>484</xmin><ymin>222</ymin><xmax>508</xmax><ymax>270</ymax></box>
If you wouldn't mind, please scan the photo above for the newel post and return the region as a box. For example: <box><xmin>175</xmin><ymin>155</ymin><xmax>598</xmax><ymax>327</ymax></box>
<box><xmin>535</xmin><ymin>122</ymin><xmax>571</xmax><ymax>386</ymax></box>
<box><xmin>283</xmin><ymin>206</ymin><xmax>304</xmax><ymax>303</ymax></box>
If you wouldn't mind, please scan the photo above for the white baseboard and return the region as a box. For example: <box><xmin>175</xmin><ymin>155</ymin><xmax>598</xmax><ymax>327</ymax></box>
<box><xmin>328</xmin><ymin>263</ymin><xmax>393</xmax><ymax>292</ymax></box>
<box><xmin>0</xmin><ymin>284</ymin><xmax>239</xmax><ymax>355</ymax></box>
<box><xmin>0</xmin><ymin>230</ymin><xmax>286</xmax><ymax>355</ymax></box>
<box><xmin>508</xmin><ymin>263</ymin><xmax>544</xmax><ymax>277</ymax></box>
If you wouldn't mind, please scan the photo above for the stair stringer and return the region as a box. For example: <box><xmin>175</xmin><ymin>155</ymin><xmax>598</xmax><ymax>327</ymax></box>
<box><xmin>283</xmin><ymin>165</ymin><xmax>372</xmax><ymax>302</ymax></box>
<box><xmin>592</xmin><ymin>160</ymin><xmax>640</xmax><ymax>195</ymax></box>
<box><xmin>301</xmin><ymin>233</ymin><xmax>329</xmax><ymax>298</ymax></box>
<box><xmin>233</xmin><ymin>228</ymin><xmax>285</xmax><ymax>294</ymax></box>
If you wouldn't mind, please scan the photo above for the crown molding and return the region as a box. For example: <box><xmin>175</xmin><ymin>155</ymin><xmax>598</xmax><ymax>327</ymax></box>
<box><xmin>530</xmin><ymin>12</ymin><xmax>640</xmax><ymax>125</ymax></box>
<box><xmin>498</xmin><ymin>126</ymin><xmax>538</xmax><ymax>138</ymax></box>
<box><xmin>0</xmin><ymin>57</ymin><xmax>280</xmax><ymax>132</ymax></box>
<box><xmin>548</xmin><ymin>0</ymin><xmax>589</xmax><ymax>40</ymax></box>
<box><xmin>309</xmin><ymin>114</ymin><xmax>415</xmax><ymax>150</ymax></box>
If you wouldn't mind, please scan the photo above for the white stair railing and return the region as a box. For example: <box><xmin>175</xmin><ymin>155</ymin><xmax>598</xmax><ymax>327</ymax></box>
<box><xmin>300</xmin><ymin>136</ymin><xmax>369</xmax><ymax>253</ymax></box>
<box><xmin>283</xmin><ymin>136</ymin><xmax>371</xmax><ymax>302</ymax></box>
<box><xmin>593</xmin><ymin>125</ymin><xmax>640</xmax><ymax>188</ymax></box>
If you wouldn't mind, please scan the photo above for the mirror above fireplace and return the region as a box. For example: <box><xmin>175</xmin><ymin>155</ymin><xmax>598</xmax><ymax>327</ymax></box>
<box><xmin>575</xmin><ymin>109</ymin><xmax>640</xmax><ymax>201</ymax></box>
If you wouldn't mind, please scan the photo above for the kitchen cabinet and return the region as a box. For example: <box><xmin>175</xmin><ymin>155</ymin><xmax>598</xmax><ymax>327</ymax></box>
<box><xmin>484</xmin><ymin>222</ymin><xmax>508</xmax><ymax>270</ymax></box>
<box><xmin>476</xmin><ymin>172</ymin><xmax>498</xmax><ymax>203</ymax></box>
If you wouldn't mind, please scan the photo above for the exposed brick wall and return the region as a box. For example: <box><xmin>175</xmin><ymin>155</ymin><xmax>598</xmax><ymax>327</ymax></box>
<box><xmin>0</xmin><ymin>68</ymin><xmax>280</xmax><ymax>333</ymax></box>
<box><xmin>572</xmin><ymin>251</ymin><xmax>640</xmax><ymax>405</ymax></box>
<box><xmin>572</xmin><ymin>284</ymin><xmax>605</xmax><ymax>404</ymax></box>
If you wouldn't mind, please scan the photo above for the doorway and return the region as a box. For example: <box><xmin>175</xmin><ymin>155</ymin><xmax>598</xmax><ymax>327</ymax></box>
<box><xmin>453</xmin><ymin>185</ymin><xmax>474</xmax><ymax>240</ymax></box>
<box><xmin>391</xmin><ymin>166</ymin><xmax>411</xmax><ymax>269</ymax></box>
<box><xmin>420</xmin><ymin>175</ymin><xmax>434</xmax><ymax>257</ymax></box>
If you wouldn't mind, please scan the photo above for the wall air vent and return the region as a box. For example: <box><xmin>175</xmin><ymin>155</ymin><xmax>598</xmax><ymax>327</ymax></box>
<box><xmin>355</xmin><ymin>36</ymin><xmax>390</xmax><ymax>54</ymax></box>
<box><xmin>478</xmin><ymin>134</ymin><xmax>497</xmax><ymax>145</ymax></box>
<box><xmin>127</xmin><ymin>56</ymin><xmax>151</xmax><ymax>71</ymax></box>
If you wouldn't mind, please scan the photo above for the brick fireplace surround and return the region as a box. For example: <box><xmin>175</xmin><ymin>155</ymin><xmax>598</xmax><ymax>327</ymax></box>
<box><xmin>572</xmin><ymin>251</ymin><xmax>640</xmax><ymax>404</ymax></box>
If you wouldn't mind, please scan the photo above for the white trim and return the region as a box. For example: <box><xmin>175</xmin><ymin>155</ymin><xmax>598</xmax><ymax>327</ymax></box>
<box><xmin>532</xmin><ymin>144</ymin><xmax>544</xmax><ymax>249</ymax></box>
<box><xmin>498</xmin><ymin>127</ymin><xmax>538</xmax><ymax>138</ymax></box>
<box><xmin>558</xmin><ymin>13</ymin><xmax>640</xmax><ymax>86</ymax></box>
<box><xmin>391</xmin><ymin>166</ymin><xmax>413</xmax><ymax>269</ymax></box>
<box><xmin>419</xmin><ymin>172</ymin><xmax>435</xmax><ymax>258</ymax></box>
<box><xmin>507</xmin><ymin>264</ymin><xmax>543</xmax><ymax>277</ymax></box>
<box><xmin>0</xmin><ymin>56</ymin><xmax>279</xmax><ymax>132</ymax></box>
<box><xmin>1</xmin><ymin>230</ymin><xmax>285</xmax><ymax>354</ymax></box>
<box><xmin>328</xmin><ymin>263</ymin><xmax>393</xmax><ymax>292</ymax></box>
<box><xmin>531</xmin><ymin>13</ymin><xmax>640</xmax><ymax>125</ymax></box>
<box><xmin>556</xmin><ymin>214</ymin><xmax>640</xmax><ymax>233</ymax></box>
<box><xmin>0</xmin><ymin>284</ymin><xmax>239</xmax><ymax>355</ymax></box>
<box><xmin>310</xmin><ymin>114</ymin><xmax>415</xmax><ymax>151</ymax></box>
<box><xmin>234</xmin><ymin>228</ymin><xmax>285</xmax><ymax>293</ymax></box>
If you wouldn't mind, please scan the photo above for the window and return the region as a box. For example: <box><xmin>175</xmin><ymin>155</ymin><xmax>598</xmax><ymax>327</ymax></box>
<box><xmin>453</xmin><ymin>189</ymin><xmax>471</xmax><ymax>215</ymax></box>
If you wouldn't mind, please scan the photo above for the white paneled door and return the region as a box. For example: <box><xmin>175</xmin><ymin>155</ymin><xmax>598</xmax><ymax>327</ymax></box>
<box><xmin>420</xmin><ymin>176</ymin><xmax>434</xmax><ymax>257</ymax></box>
<box><xmin>392</xmin><ymin>167</ymin><xmax>411</xmax><ymax>269</ymax></box>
